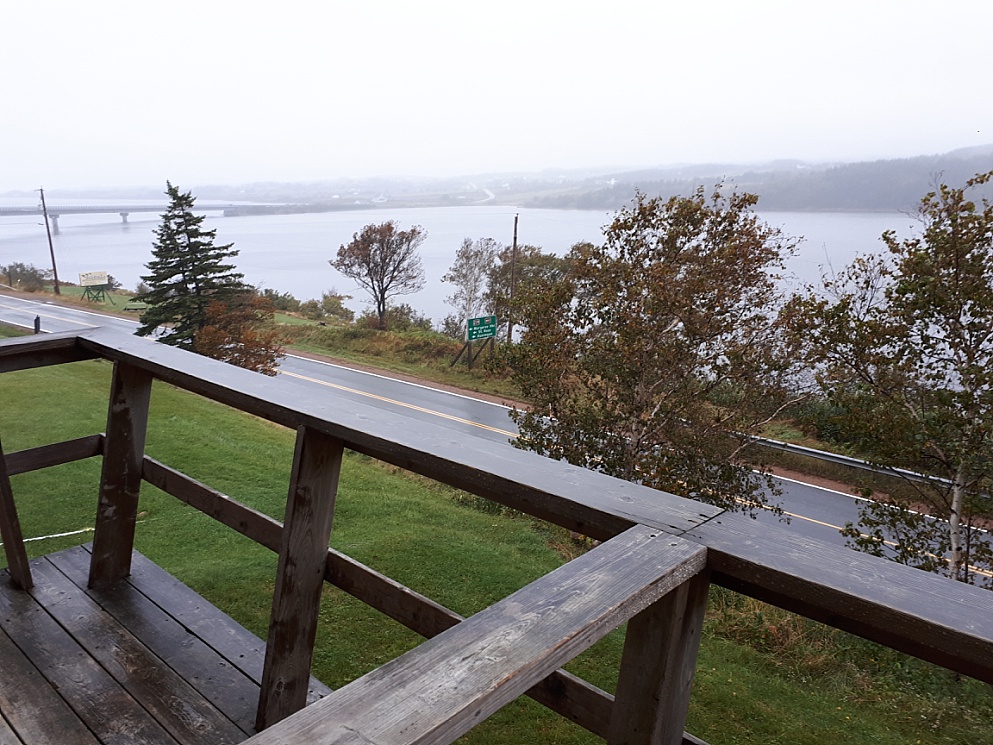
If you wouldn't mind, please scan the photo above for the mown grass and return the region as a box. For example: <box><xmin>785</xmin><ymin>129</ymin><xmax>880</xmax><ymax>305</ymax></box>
<box><xmin>273</xmin><ymin>312</ymin><xmax>314</xmax><ymax>326</ymax></box>
<box><xmin>0</xmin><ymin>352</ymin><xmax>991</xmax><ymax>744</ymax></box>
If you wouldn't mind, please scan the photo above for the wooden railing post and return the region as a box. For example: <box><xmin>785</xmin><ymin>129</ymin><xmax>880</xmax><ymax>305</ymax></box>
<box><xmin>0</xmin><ymin>436</ymin><xmax>32</xmax><ymax>590</ymax></box>
<box><xmin>607</xmin><ymin>570</ymin><xmax>710</xmax><ymax>745</ymax></box>
<box><xmin>88</xmin><ymin>361</ymin><xmax>152</xmax><ymax>589</ymax></box>
<box><xmin>257</xmin><ymin>426</ymin><xmax>344</xmax><ymax>730</ymax></box>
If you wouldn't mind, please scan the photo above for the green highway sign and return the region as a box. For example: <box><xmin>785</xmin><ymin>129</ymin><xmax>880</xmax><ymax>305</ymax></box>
<box><xmin>467</xmin><ymin>315</ymin><xmax>497</xmax><ymax>341</ymax></box>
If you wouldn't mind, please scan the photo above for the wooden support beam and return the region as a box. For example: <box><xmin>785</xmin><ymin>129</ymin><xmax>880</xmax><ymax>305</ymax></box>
<box><xmin>88</xmin><ymin>362</ymin><xmax>152</xmax><ymax>589</ymax></box>
<box><xmin>608</xmin><ymin>570</ymin><xmax>710</xmax><ymax>745</ymax></box>
<box><xmin>3</xmin><ymin>435</ymin><xmax>104</xmax><ymax>477</ymax></box>
<box><xmin>0</xmin><ymin>332</ymin><xmax>98</xmax><ymax>373</ymax></box>
<box><xmin>141</xmin><ymin>456</ymin><xmax>282</xmax><ymax>551</ymax></box>
<box><xmin>0</xmin><ymin>437</ymin><xmax>32</xmax><ymax>590</ymax></box>
<box><xmin>257</xmin><ymin>426</ymin><xmax>344</xmax><ymax>730</ymax></box>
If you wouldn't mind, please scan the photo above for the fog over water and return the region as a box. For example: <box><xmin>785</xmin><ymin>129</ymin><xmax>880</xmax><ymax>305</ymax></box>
<box><xmin>0</xmin><ymin>205</ymin><xmax>917</xmax><ymax>325</ymax></box>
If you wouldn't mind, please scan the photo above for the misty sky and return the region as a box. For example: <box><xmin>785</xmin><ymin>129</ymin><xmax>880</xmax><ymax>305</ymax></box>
<box><xmin>2</xmin><ymin>1</ymin><xmax>990</xmax><ymax>193</ymax></box>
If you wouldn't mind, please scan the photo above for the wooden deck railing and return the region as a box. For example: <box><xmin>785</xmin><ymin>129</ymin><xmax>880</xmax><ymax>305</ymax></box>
<box><xmin>2</xmin><ymin>327</ymin><xmax>992</xmax><ymax>745</ymax></box>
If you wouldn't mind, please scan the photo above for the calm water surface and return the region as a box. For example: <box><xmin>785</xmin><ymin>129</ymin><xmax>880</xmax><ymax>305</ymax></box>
<box><xmin>0</xmin><ymin>203</ymin><xmax>920</xmax><ymax>325</ymax></box>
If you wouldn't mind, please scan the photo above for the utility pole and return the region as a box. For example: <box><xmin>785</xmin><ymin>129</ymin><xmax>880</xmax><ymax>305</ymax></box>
<box><xmin>506</xmin><ymin>213</ymin><xmax>518</xmax><ymax>343</ymax></box>
<box><xmin>38</xmin><ymin>188</ymin><xmax>60</xmax><ymax>295</ymax></box>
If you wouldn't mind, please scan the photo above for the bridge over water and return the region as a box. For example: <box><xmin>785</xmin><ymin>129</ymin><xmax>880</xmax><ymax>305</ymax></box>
<box><xmin>0</xmin><ymin>203</ymin><xmax>237</xmax><ymax>234</ymax></box>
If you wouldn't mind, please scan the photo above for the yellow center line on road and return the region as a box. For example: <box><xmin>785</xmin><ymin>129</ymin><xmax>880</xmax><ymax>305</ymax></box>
<box><xmin>279</xmin><ymin>369</ymin><xmax>520</xmax><ymax>438</ymax></box>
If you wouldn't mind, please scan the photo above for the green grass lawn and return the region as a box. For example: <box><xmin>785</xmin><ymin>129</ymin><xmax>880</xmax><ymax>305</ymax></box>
<box><xmin>274</xmin><ymin>312</ymin><xmax>316</xmax><ymax>326</ymax></box>
<box><xmin>0</xmin><ymin>356</ymin><xmax>990</xmax><ymax>744</ymax></box>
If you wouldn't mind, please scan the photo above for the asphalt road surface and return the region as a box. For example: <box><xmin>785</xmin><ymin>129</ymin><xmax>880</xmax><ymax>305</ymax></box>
<box><xmin>0</xmin><ymin>292</ymin><xmax>864</xmax><ymax>546</ymax></box>
<box><xmin>0</xmin><ymin>292</ymin><xmax>141</xmax><ymax>335</ymax></box>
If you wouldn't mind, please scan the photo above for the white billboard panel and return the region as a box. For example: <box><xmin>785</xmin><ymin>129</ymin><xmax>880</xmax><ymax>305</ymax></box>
<box><xmin>79</xmin><ymin>271</ymin><xmax>109</xmax><ymax>287</ymax></box>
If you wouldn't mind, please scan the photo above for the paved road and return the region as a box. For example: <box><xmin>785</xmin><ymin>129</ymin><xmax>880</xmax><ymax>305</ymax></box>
<box><xmin>0</xmin><ymin>293</ymin><xmax>142</xmax><ymax>335</ymax></box>
<box><xmin>0</xmin><ymin>293</ymin><xmax>864</xmax><ymax>546</ymax></box>
<box><xmin>279</xmin><ymin>355</ymin><xmax>518</xmax><ymax>444</ymax></box>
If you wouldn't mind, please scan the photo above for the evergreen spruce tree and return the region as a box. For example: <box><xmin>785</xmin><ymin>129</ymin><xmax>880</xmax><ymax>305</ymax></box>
<box><xmin>136</xmin><ymin>182</ymin><xmax>246</xmax><ymax>348</ymax></box>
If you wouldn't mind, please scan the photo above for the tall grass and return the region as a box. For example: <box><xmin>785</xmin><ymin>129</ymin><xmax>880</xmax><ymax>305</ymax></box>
<box><xmin>0</xmin><ymin>356</ymin><xmax>990</xmax><ymax>744</ymax></box>
<box><xmin>281</xmin><ymin>323</ymin><xmax>519</xmax><ymax>399</ymax></box>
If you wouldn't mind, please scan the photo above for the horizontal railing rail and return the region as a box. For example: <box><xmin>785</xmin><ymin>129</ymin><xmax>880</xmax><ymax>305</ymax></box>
<box><xmin>3</xmin><ymin>327</ymin><xmax>993</xmax><ymax>744</ymax></box>
<box><xmin>3</xmin><ymin>434</ymin><xmax>103</xmax><ymax>476</ymax></box>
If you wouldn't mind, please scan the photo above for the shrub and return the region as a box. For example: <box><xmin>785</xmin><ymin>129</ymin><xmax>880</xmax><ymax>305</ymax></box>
<box><xmin>1</xmin><ymin>262</ymin><xmax>51</xmax><ymax>292</ymax></box>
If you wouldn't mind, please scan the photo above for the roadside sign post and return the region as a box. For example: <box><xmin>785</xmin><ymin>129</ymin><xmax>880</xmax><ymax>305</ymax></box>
<box><xmin>466</xmin><ymin>315</ymin><xmax>497</xmax><ymax>342</ymax></box>
<box><xmin>451</xmin><ymin>315</ymin><xmax>497</xmax><ymax>370</ymax></box>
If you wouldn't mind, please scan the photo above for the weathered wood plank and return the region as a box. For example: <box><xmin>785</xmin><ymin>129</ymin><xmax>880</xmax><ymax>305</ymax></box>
<box><xmin>242</xmin><ymin>526</ymin><xmax>706</xmax><ymax>745</ymax></box>
<box><xmin>0</xmin><ymin>623</ymin><xmax>99</xmax><ymax>744</ymax></box>
<box><xmin>0</xmin><ymin>437</ymin><xmax>31</xmax><ymax>590</ymax></box>
<box><xmin>4</xmin><ymin>434</ymin><xmax>103</xmax><ymax>476</ymax></box>
<box><xmin>0</xmin><ymin>332</ymin><xmax>97</xmax><ymax>373</ymax></box>
<box><xmin>123</xmin><ymin>550</ymin><xmax>257</xmax><ymax>679</ymax></box>
<box><xmin>52</xmin><ymin>545</ymin><xmax>260</xmax><ymax>736</ymax></box>
<box><xmin>89</xmin><ymin>361</ymin><xmax>152</xmax><ymax>588</ymax></box>
<box><xmin>0</xmin><ymin>714</ymin><xmax>21</xmax><ymax>745</ymax></box>
<box><xmin>685</xmin><ymin>512</ymin><xmax>993</xmax><ymax>684</ymax></box>
<box><xmin>0</xmin><ymin>565</ymin><xmax>179</xmax><ymax>745</ymax></box>
<box><xmin>107</xmin><ymin>546</ymin><xmax>333</xmax><ymax>702</ymax></box>
<box><xmin>257</xmin><ymin>427</ymin><xmax>344</xmax><ymax>729</ymax></box>
<box><xmin>324</xmin><ymin>541</ymin><xmax>618</xmax><ymax>737</ymax></box>
<box><xmin>29</xmin><ymin>557</ymin><xmax>246</xmax><ymax>745</ymax></box>
<box><xmin>608</xmin><ymin>571</ymin><xmax>710</xmax><ymax>745</ymax></box>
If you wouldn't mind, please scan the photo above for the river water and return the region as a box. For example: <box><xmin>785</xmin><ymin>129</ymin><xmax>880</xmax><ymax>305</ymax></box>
<box><xmin>0</xmin><ymin>202</ymin><xmax>921</xmax><ymax>325</ymax></box>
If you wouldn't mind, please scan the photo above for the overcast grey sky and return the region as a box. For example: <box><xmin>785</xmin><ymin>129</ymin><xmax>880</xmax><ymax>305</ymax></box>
<box><xmin>2</xmin><ymin>1</ymin><xmax>990</xmax><ymax>193</ymax></box>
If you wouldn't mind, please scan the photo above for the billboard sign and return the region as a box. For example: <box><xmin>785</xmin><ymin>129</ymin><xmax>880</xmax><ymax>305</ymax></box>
<box><xmin>79</xmin><ymin>271</ymin><xmax>109</xmax><ymax>287</ymax></box>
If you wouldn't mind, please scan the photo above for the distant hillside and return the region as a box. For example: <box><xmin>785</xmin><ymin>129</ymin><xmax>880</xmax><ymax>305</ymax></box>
<box><xmin>520</xmin><ymin>146</ymin><xmax>993</xmax><ymax>212</ymax></box>
<box><xmin>8</xmin><ymin>146</ymin><xmax>992</xmax><ymax>214</ymax></box>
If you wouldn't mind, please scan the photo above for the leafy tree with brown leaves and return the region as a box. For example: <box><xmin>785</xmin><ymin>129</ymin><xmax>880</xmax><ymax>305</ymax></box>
<box><xmin>507</xmin><ymin>188</ymin><xmax>800</xmax><ymax>514</ymax></box>
<box><xmin>298</xmin><ymin>289</ymin><xmax>355</xmax><ymax>323</ymax></box>
<box><xmin>331</xmin><ymin>221</ymin><xmax>425</xmax><ymax>329</ymax></box>
<box><xmin>192</xmin><ymin>293</ymin><xmax>285</xmax><ymax>376</ymax></box>
<box><xmin>787</xmin><ymin>171</ymin><xmax>993</xmax><ymax>585</ymax></box>
<box><xmin>485</xmin><ymin>244</ymin><xmax>565</xmax><ymax>338</ymax></box>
